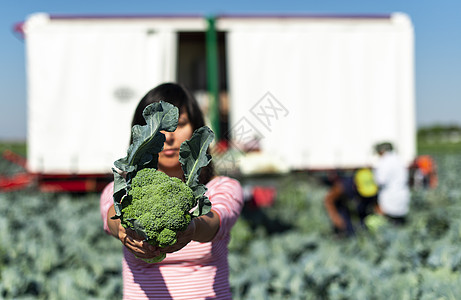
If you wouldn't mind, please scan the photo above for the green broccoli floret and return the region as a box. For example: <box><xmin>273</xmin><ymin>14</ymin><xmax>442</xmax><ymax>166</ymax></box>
<box><xmin>121</xmin><ymin>168</ymin><xmax>196</xmax><ymax>248</ymax></box>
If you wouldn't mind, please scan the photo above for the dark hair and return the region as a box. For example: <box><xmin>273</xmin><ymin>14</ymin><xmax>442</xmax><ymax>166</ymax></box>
<box><xmin>131</xmin><ymin>82</ymin><xmax>214</xmax><ymax>183</ymax></box>
<box><xmin>131</xmin><ymin>83</ymin><xmax>205</xmax><ymax>131</ymax></box>
<box><xmin>375</xmin><ymin>142</ymin><xmax>394</xmax><ymax>154</ymax></box>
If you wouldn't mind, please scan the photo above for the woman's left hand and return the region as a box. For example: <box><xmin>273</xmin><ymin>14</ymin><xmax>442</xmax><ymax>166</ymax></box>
<box><xmin>159</xmin><ymin>219</ymin><xmax>196</xmax><ymax>254</ymax></box>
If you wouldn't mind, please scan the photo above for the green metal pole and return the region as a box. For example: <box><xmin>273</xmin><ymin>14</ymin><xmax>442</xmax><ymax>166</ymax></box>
<box><xmin>205</xmin><ymin>15</ymin><xmax>220</xmax><ymax>141</ymax></box>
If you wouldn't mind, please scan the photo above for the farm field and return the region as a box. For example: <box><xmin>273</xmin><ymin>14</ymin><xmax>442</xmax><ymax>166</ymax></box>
<box><xmin>0</xmin><ymin>144</ymin><xmax>460</xmax><ymax>299</ymax></box>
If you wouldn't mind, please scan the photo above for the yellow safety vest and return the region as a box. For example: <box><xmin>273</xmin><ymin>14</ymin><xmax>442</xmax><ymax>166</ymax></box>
<box><xmin>354</xmin><ymin>168</ymin><xmax>378</xmax><ymax>197</ymax></box>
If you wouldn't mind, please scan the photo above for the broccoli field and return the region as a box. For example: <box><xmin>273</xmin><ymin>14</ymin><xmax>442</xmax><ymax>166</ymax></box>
<box><xmin>1</xmin><ymin>151</ymin><xmax>461</xmax><ymax>299</ymax></box>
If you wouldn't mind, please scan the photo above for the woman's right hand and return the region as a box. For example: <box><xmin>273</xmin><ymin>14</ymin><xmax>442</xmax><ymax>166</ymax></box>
<box><xmin>108</xmin><ymin>204</ymin><xmax>160</xmax><ymax>259</ymax></box>
<box><xmin>117</xmin><ymin>223</ymin><xmax>161</xmax><ymax>259</ymax></box>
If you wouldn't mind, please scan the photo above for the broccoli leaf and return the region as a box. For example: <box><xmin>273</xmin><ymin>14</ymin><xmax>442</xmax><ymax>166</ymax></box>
<box><xmin>133</xmin><ymin>219</ymin><xmax>149</xmax><ymax>240</ymax></box>
<box><xmin>126</xmin><ymin>101</ymin><xmax>178</xmax><ymax>168</ymax></box>
<box><xmin>111</xmin><ymin>168</ymin><xmax>128</xmax><ymax>219</ymax></box>
<box><xmin>180</xmin><ymin>126</ymin><xmax>214</xmax><ymax>186</ymax></box>
<box><xmin>192</xmin><ymin>195</ymin><xmax>212</xmax><ymax>217</ymax></box>
<box><xmin>179</xmin><ymin>126</ymin><xmax>214</xmax><ymax>216</ymax></box>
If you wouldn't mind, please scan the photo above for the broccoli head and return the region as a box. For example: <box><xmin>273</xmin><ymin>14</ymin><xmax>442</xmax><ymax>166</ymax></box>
<box><xmin>121</xmin><ymin>168</ymin><xmax>196</xmax><ymax>248</ymax></box>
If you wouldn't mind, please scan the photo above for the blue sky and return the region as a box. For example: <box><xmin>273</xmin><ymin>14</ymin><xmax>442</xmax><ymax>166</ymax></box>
<box><xmin>1</xmin><ymin>0</ymin><xmax>460</xmax><ymax>140</ymax></box>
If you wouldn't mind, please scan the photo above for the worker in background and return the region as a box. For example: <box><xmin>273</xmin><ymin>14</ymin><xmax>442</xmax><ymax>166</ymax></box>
<box><xmin>410</xmin><ymin>155</ymin><xmax>438</xmax><ymax>189</ymax></box>
<box><xmin>373</xmin><ymin>142</ymin><xmax>410</xmax><ymax>225</ymax></box>
<box><xmin>324</xmin><ymin>168</ymin><xmax>378</xmax><ymax>237</ymax></box>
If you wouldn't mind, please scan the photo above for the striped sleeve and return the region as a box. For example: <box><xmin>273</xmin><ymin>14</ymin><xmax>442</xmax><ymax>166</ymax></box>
<box><xmin>206</xmin><ymin>176</ymin><xmax>244</xmax><ymax>241</ymax></box>
<box><xmin>99</xmin><ymin>181</ymin><xmax>114</xmax><ymax>235</ymax></box>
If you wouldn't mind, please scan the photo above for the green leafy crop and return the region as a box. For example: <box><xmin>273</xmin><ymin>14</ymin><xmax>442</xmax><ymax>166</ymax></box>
<box><xmin>111</xmin><ymin>101</ymin><xmax>214</xmax><ymax>263</ymax></box>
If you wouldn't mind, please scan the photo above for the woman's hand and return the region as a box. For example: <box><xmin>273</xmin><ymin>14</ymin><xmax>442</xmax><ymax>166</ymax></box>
<box><xmin>159</xmin><ymin>219</ymin><xmax>196</xmax><ymax>254</ymax></box>
<box><xmin>107</xmin><ymin>205</ymin><xmax>161</xmax><ymax>259</ymax></box>
<box><xmin>117</xmin><ymin>223</ymin><xmax>161</xmax><ymax>259</ymax></box>
<box><xmin>159</xmin><ymin>210</ymin><xmax>220</xmax><ymax>254</ymax></box>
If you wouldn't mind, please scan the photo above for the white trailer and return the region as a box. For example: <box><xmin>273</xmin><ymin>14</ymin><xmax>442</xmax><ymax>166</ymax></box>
<box><xmin>19</xmin><ymin>12</ymin><xmax>415</xmax><ymax>190</ymax></box>
<box><xmin>221</xmin><ymin>13</ymin><xmax>415</xmax><ymax>172</ymax></box>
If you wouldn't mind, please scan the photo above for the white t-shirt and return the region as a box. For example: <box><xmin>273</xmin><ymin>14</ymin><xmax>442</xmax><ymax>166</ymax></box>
<box><xmin>373</xmin><ymin>151</ymin><xmax>410</xmax><ymax>217</ymax></box>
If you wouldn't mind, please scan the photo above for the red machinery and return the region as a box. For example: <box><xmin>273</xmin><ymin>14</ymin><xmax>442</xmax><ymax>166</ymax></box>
<box><xmin>0</xmin><ymin>150</ymin><xmax>112</xmax><ymax>193</ymax></box>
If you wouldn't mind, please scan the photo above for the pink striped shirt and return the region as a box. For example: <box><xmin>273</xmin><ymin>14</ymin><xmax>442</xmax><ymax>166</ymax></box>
<box><xmin>100</xmin><ymin>176</ymin><xmax>244</xmax><ymax>299</ymax></box>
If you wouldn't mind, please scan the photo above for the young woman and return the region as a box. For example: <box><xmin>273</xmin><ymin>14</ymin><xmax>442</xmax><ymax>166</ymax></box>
<box><xmin>100</xmin><ymin>83</ymin><xmax>244</xmax><ymax>299</ymax></box>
